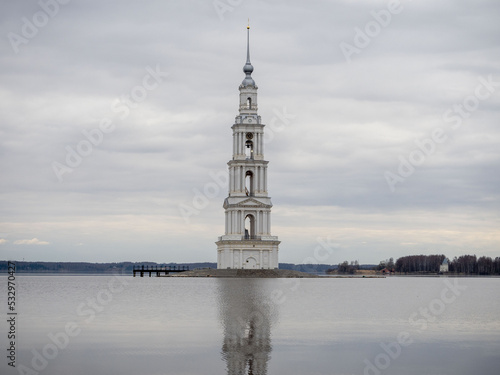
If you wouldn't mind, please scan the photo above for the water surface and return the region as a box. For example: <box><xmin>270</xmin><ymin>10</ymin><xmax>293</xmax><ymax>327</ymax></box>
<box><xmin>1</xmin><ymin>275</ymin><xmax>499</xmax><ymax>374</ymax></box>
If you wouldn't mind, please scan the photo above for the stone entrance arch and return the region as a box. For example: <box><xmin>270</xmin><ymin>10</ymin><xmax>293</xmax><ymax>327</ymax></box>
<box><xmin>243</xmin><ymin>256</ymin><xmax>257</xmax><ymax>269</ymax></box>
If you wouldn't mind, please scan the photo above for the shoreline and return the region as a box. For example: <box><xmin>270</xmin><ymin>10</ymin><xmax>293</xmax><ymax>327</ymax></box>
<box><xmin>169</xmin><ymin>269</ymin><xmax>384</xmax><ymax>278</ymax></box>
<box><xmin>1</xmin><ymin>270</ymin><xmax>498</xmax><ymax>278</ymax></box>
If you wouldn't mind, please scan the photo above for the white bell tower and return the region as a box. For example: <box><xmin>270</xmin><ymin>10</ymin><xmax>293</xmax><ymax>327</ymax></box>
<box><xmin>216</xmin><ymin>25</ymin><xmax>280</xmax><ymax>270</ymax></box>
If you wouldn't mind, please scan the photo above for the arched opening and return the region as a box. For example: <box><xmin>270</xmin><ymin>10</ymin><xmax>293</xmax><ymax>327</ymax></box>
<box><xmin>245</xmin><ymin>171</ymin><xmax>254</xmax><ymax>196</ymax></box>
<box><xmin>245</xmin><ymin>140</ymin><xmax>253</xmax><ymax>159</ymax></box>
<box><xmin>247</xmin><ymin>97</ymin><xmax>252</xmax><ymax>108</ymax></box>
<box><xmin>244</xmin><ymin>214</ymin><xmax>255</xmax><ymax>239</ymax></box>
<box><xmin>244</xmin><ymin>257</ymin><xmax>257</xmax><ymax>269</ymax></box>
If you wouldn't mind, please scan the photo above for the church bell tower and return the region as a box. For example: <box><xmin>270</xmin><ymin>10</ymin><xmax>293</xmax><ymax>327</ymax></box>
<box><xmin>216</xmin><ymin>25</ymin><xmax>280</xmax><ymax>269</ymax></box>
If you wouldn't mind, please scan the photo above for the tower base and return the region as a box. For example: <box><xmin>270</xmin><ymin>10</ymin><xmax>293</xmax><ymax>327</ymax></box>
<box><xmin>216</xmin><ymin>238</ymin><xmax>280</xmax><ymax>270</ymax></box>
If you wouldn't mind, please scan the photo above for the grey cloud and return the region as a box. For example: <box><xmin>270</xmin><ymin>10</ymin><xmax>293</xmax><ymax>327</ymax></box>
<box><xmin>1</xmin><ymin>0</ymin><xmax>498</xmax><ymax>263</ymax></box>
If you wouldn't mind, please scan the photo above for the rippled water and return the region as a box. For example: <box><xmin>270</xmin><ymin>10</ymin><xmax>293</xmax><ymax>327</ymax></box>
<box><xmin>1</xmin><ymin>275</ymin><xmax>499</xmax><ymax>374</ymax></box>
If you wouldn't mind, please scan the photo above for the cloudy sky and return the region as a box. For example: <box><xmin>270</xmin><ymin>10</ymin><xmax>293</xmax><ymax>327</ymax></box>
<box><xmin>1</xmin><ymin>0</ymin><xmax>499</xmax><ymax>264</ymax></box>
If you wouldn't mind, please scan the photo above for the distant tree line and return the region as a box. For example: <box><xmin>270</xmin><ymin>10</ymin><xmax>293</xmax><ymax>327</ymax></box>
<box><xmin>2</xmin><ymin>257</ymin><xmax>499</xmax><ymax>275</ymax></box>
<box><xmin>336</xmin><ymin>260</ymin><xmax>359</xmax><ymax>274</ymax></box>
<box><xmin>279</xmin><ymin>263</ymin><xmax>336</xmax><ymax>274</ymax></box>
<box><xmin>449</xmin><ymin>255</ymin><xmax>500</xmax><ymax>275</ymax></box>
<box><xmin>325</xmin><ymin>260</ymin><xmax>365</xmax><ymax>274</ymax></box>
<box><xmin>0</xmin><ymin>261</ymin><xmax>217</xmax><ymax>274</ymax></box>
<box><xmin>376</xmin><ymin>258</ymin><xmax>396</xmax><ymax>271</ymax></box>
<box><xmin>0</xmin><ymin>261</ymin><xmax>345</xmax><ymax>275</ymax></box>
<box><xmin>391</xmin><ymin>254</ymin><xmax>500</xmax><ymax>275</ymax></box>
<box><xmin>325</xmin><ymin>254</ymin><xmax>500</xmax><ymax>276</ymax></box>
<box><xmin>394</xmin><ymin>254</ymin><xmax>446</xmax><ymax>273</ymax></box>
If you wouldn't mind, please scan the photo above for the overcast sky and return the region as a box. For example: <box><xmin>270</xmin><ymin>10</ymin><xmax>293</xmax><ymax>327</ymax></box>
<box><xmin>1</xmin><ymin>0</ymin><xmax>499</xmax><ymax>264</ymax></box>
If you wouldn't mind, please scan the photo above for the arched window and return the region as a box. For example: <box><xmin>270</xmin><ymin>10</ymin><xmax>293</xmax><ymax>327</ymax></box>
<box><xmin>247</xmin><ymin>97</ymin><xmax>252</xmax><ymax>108</ymax></box>
<box><xmin>245</xmin><ymin>140</ymin><xmax>253</xmax><ymax>159</ymax></box>
<box><xmin>244</xmin><ymin>214</ymin><xmax>255</xmax><ymax>239</ymax></box>
<box><xmin>245</xmin><ymin>171</ymin><xmax>254</xmax><ymax>196</ymax></box>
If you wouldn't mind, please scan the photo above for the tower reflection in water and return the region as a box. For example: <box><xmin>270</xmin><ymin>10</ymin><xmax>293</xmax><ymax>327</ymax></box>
<box><xmin>217</xmin><ymin>279</ymin><xmax>279</xmax><ymax>375</ymax></box>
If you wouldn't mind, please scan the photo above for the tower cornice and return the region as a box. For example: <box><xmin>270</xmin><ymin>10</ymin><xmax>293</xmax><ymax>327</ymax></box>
<box><xmin>231</xmin><ymin>123</ymin><xmax>264</xmax><ymax>130</ymax></box>
<box><xmin>227</xmin><ymin>159</ymin><xmax>269</xmax><ymax>166</ymax></box>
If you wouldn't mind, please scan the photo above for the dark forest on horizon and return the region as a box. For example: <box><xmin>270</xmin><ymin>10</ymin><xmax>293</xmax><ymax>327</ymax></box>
<box><xmin>1</xmin><ymin>253</ymin><xmax>499</xmax><ymax>275</ymax></box>
<box><xmin>330</xmin><ymin>254</ymin><xmax>500</xmax><ymax>275</ymax></box>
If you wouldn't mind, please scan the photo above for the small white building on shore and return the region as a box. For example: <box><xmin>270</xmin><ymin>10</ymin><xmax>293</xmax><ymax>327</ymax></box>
<box><xmin>440</xmin><ymin>258</ymin><xmax>449</xmax><ymax>273</ymax></box>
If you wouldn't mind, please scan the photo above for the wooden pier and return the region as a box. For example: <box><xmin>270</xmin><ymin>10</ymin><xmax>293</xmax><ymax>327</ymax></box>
<box><xmin>133</xmin><ymin>265</ymin><xmax>189</xmax><ymax>277</ymax></box>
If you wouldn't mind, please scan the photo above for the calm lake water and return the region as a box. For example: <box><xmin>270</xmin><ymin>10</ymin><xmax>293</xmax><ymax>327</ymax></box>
<box><xmin>1</xmin><ymin>275</ymin><xmax>499</xmax><ymax>374</ymax></box>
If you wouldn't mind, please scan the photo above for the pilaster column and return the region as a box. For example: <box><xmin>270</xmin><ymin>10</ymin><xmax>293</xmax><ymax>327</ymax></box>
<box><xmin>259</xmin><ymin>167</ymin><xmax>264</xmax><ymax>192</ymax></box>
<box><xmin>240</xmin><ymin>166</ymin><xmax>245</xmax><ymax>193</ymax></box>
<box><xmin>236</xmin><ymin>132</ymin><xmax>239</xmax><ymax>156</ymax></box>
<box><xmin>236</xmin><ymin>167</ymin><xmax>240</xmax><ymax>192</ymax></box>
<box><xmin>229</xmin><ymin>167</ymin><xmax>234</xmax><ymax>193</ymax></box>
<box><xmin>237</xmin><ymin>132</ymin><xmax>240</xmax><ymax>155</ymax></box>
<box><xmin>232</xmin><ymin>211</ymin><xmax>237</xmax><ymax>234</ymax></box>
<box><xmin>264</xmin><ymin>166</ymin><xmax>267</xmax><ymax>192</ymax></box>
<box><xmin>256</xmin><ymin>167</ymin><xmax>260</xmax><ymax>193</ymax></box>
<box><xmin>240</xmin><ymin>210</ymin><xmax>245</xmax><ymax>234</ymax></box>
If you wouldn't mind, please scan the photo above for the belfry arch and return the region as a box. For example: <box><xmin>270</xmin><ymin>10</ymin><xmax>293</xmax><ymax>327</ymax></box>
<box><xmin>245</xmin><ymin>140</ymin><xmax>254</xmax><ymax>159</ymax></box>
<box><xmin>245</xmin><ymin>171</ymin><xmax>254</xmax><ymax>196</ymax></box>
<box><xmin>244</xmin><ymin>214</ymin><xmax>255</xmax><ymax>239</ymax></box>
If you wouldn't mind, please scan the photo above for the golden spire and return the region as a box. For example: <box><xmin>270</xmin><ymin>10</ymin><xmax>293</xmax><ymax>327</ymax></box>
<box><xmin>242</xmin><ymin>20</ymin><xmax>255</xmax><ymax>87</ymax></box>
